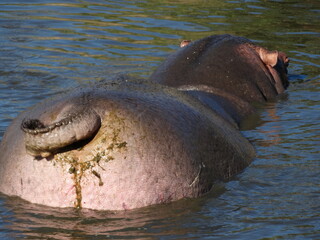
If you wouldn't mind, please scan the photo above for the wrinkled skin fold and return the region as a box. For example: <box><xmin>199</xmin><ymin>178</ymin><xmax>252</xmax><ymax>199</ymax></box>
<box><xmin>0</xmin><ymin>34</ymin><xmax>289</xmax><ymax>210</ymax></box>
<box><xmin>21</xmin><ymin>107</ymin><xmax>101</xmax><ymax>158</ymax></box>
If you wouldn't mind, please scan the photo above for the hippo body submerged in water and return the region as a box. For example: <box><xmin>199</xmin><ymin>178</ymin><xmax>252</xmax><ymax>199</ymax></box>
<box><xmin>0</xmin><ymin>35</ymin><xmax>289</xmax><ymax>210</ymax></box>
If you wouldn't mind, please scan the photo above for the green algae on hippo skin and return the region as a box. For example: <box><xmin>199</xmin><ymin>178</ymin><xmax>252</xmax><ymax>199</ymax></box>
<box><xmin>50</xmin><ymin>111</ymin><xmax>129</xmax><ymax>208</ymax></box>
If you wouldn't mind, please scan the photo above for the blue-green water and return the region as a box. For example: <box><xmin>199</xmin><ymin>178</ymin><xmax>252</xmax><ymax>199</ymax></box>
<box><xmin>0</xmin><ymin>0</ymin><xmax>319</xmax><ymax>239</ymax></box>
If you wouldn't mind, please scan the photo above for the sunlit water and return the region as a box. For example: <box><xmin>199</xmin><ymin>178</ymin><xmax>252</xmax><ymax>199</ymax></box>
<box><xmin>0</xmin><ymin>0</ymin><xmax>319</xmax><ymax>239</ymax></box>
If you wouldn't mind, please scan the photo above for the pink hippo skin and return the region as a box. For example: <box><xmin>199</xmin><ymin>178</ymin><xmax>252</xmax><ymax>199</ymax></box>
<box><xmin>0</xmin><ymin>80</ymin><xmax>254</xmax><ymax>210</ymax></box>
<box><xmin>0</xmin><ymin>35</ymin><xmax>289</xmax><ymax>211</ymax></box>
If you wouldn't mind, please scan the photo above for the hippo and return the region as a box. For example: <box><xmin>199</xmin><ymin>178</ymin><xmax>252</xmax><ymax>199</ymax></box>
<box><xmin>0</xmin><ymin>34</ymin><xmax>289</xmax><ymax>210</ymax></box>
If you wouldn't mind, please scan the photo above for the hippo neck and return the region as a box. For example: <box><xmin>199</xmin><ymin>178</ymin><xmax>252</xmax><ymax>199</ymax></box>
<box><xmin>177</xmin><ymin>84</ymin><xmax>256</xmax><ymax>128</ymax></box>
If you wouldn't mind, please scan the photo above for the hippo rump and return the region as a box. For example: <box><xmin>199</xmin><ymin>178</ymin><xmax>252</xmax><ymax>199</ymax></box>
<box><xmin>0</xmin><ymin>34</ymin><xmax>289</xmax><ymax>211</ymax></box>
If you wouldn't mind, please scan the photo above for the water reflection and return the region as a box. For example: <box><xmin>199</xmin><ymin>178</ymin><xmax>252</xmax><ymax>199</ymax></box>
<box><xmin>0</xmin><ymin>189</ymin><xmax>226</xmax><ymax>239</ymax></box>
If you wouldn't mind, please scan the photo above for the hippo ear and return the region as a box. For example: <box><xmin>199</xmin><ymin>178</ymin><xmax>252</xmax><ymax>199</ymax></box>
<box><xmin>258</xmin><ymin>48</ymin><xmax>279</xmax><ymax>67</ymax></box>
<box><xmin>180</xmin><ymin>40</ymin><xmax>192</xmax><ymax>48</ymax></box>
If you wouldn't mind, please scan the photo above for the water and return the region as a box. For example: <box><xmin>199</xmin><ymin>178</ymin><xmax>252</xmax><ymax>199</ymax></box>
<box><xmin>0</xmin><ymin>0</ymin><xmax>319</xmax><ymax>239</ymax></box>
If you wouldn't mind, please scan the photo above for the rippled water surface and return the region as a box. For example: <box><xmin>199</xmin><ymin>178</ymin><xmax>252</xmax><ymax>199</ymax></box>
<box><xmin>0</xmin><ymin>0</ymin><xmax>319</xmax><ymax>239</ymax></box>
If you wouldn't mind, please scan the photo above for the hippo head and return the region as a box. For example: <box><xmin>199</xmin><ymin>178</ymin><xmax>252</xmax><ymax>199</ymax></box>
<box><xmin>152</xmin><ymin>34</ymin><xmax>290</xmax><ymax>103</ymax></box>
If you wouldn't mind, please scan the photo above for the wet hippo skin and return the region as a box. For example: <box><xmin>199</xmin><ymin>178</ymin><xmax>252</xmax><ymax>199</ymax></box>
<box><xmin>0</xmin><ymin>34</ymin><xmax>289</xmax><ymax>210</ymax></box>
